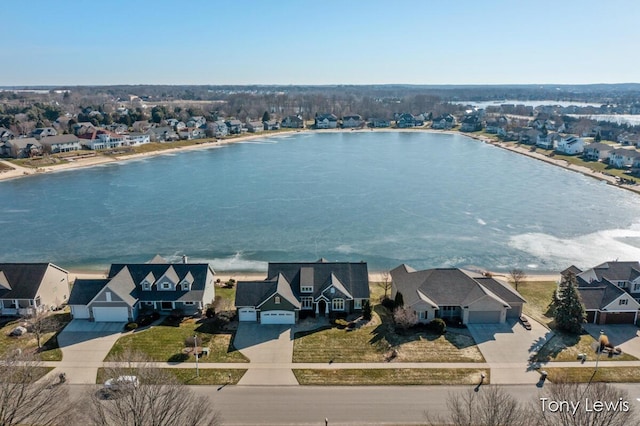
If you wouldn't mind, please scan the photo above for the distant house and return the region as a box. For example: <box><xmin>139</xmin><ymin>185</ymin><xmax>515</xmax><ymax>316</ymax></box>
<box><xmin>225</xmin><ymin>119</ymin><xmax>243</xmax><ymax>135</ymax></box>
<box><xmin>459</xmin><ymin>115</ymin><xmax>482</xmax><ymax>132</ymax></box>
<box><xmin>583</xmin><ymin>142</ymin><xmax>613</xmax><ymax>161</ymax></box>
<box><xmin>281</xmin><ymin>115</ymin><xmax>305</xmax><ymax>129</ymax></box>
<box><xmin>131</xmin><ymin>120</ymin><xmax>152</xmax><ymax>133</ymax></box>
<box><xmin>519</xmin><ymin>128</ymin><xmax>540</xmax><ymax>145</ymax></box>
<box><xmin>68</xmin><ymin>256</ymin><xmax>215</xmax><ymax>322</ymax></box>
<box><xmin>609</xmin><ymin>148</ymin><xmax>640</xmax><ymax>169</ymax></box>
<box><xmin>236</xmin><ymin>259</ymin><xmax>370</xmax><ymax>324</ymax></box>
<box><xmin>246</xmin><ymin>121</ymin><xmax>265</xmax><ymax>133</ymax></box>
<box><xmin>263</xmin><ymin>119</ymin><xmax>280</xmax><ymax>131</ymax></box>
<box><xmin>208</xmin><ymin>120</ymin><xmax>228</xmax><ymax>138</ymax></box>
<box><xmin>618</xmin><ymin>132</ymin><xmax>640</xmax><ymax>147</ymax></box>
<box><xmin>73</xmin><ymin>122</ymin><xmax>97</xmax><ymax>136</ymax></box>
<box><xmin>342</xmin><ymin>114</ymin><xmax>363</xmax><ymax>128</ymax></box>
<box><xmin>146</xmin><ymin>126</ymin><xmax>179</xmax><ymax>142</ymax></box>
<box><xmin>178</xmin><ymin>127</ymin><xmax>206</xmax><ymax>140</ymax></box>
<box><xmin>431</xmin><ymin>114</ymin><xmax>456</xmax><ymax>130</ymax></box>
<box><xmin>39</xmin><ymin>134</ymin><xmax>81</xmax><ymax>153</ymax></box>
<box><xmin>31</xmin><ymin>127</ymin><xmax>58</xmax><ymax>139</ymax></box>
<box><xmin>0</xmin><ymin>127</ymin><xmax>15</xmax><ymax>142</ymax></box>
<box><xmin>79</xmin><ymin>130</ymin><xmax>128</xmax><ymax>150</ymax></box>
<box><xmin>390</xmin><ymin>265</ymin><xmax>526</xmax><ymax>324</ymax></box>
<box><xmin>125</xmin><ymin>132</ymin><xmax>151</xmax><ymax>146</ymax></box>
<box><xmin>396</xmin><ymin>113</ymin><xmax>423</xmax><ymax>128</ymax></box>
<box><xmin>315</xmin><ymin>114</ymin><xmax>338</xmax><ymax>129</ymax></box>
<box><xmin>0</xmin><ymin>263</ymin><xmax>70</xmax><ymax>316</ymax></box>
<box><xmin>369</xmin><ymin>118</ymin><xmax>391</xmax><ymax>128</ymax></box>
<box><xmin>187</xmin><ymin>116</ymin><xmax>207</xmax><ymax>129</ymax></box>
<box><xmin>1</xmin><ymin>138</ymin><xmax>43</xmax><ymax>158</ymax></box>
<box><xmin>555</xmin><ymin>135</ymin><xmax>584</xmax><ymax>155</ymax></box>
<box><xmin>105</xmin><ymin>123</ymin><xmax>129</xmax><ymax>134</ymax></box>
<box><xmin>536</xmin><ymin>132</ymin><xmax>559</xmax><ymax>150</ymax></box>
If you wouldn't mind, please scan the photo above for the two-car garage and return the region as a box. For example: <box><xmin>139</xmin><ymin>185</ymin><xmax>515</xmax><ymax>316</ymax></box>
<box><xmin>92</xmin><ymin>306</ymin><xmax>130</xmax><ymax>322</ymax></box>
<box><xmin>260</xmin><ymin>310</ymin><xmax>296</xmax><ymax>325</ymax></box>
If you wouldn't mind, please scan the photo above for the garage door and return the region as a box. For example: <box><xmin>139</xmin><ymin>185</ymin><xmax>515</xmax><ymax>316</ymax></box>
<box><xmin>467</xmin><ymin>310</ymin><xmax>501</xmax><ymax>324</ymax></box>
<box><xmin>260</xmin><ymin>310</ymin><xmax>295</xmax><ymax>325</ymax></box>
<box><xmin>71</xmin><ymin>305</ymin><xmax>90</xmax><ymax>319</ymax></box>
<box><xmin>93</xmin><ymin>306</ymin><xmax>129</xmax><ymax>322</ymax></box>
<box><xmin>238</xmin><ymin>308</ymin><xmax>257</xmax><ymax>322</ymax></box>
<box><xmin>604</xmin><ymin>312</ymin><xmax>636</xmax><ymax>324</ymax></box>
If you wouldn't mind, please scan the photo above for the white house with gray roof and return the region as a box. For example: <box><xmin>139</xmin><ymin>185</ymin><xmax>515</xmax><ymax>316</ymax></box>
<box><xmin>390</xmin><ymin>265</ymin><xmax>526</xmax><ymax>324</ymax></box>
<box><xmin>0</xmin><ymin>263</ymin><xmax>70</xmax><ymax>316</ymax></box>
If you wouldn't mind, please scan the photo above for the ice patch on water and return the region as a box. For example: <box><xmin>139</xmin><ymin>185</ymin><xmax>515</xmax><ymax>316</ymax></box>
<box><xmin>336</xmin><ymin>244</ymin><xmax>355</xmax><ymax>254</ymax></box>
<box><xmin>477</xmin><ymin>218</ymin><xmax>487</xmax><ymax>226</ymax></box>
<box><xmin>163</xmin><ymin>252</ymin><xmax>268</xmax><ymax>272</ymax></box>
<box><xmin>509</xmin><ymin>223</ymin><xmax>640</xmax><ymax>269</ymax></box>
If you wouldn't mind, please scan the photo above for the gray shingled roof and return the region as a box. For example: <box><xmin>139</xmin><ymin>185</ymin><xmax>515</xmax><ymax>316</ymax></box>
<box><xmin>0</xmin><ymin>263</ymin><xmax>52</xmax><ymax>299</ymax></box>
<box><xmin>578</xmin><ymin>280</ymin><xmax>625</xmax><ymax>310</ymax></box>
<box><xmin>235</xmin><ymin>280</ymin><xmax>278</xmax><ymax>307</ymax></box>
<box><xmin>577</xmin><ymin>261</ymin><xmax>640</xmax><ymax>286</ymax></box>
<box><xmin>68</xmin><ymin>279</ymin><xmax>109</xmax><ymax>305</ymax></box>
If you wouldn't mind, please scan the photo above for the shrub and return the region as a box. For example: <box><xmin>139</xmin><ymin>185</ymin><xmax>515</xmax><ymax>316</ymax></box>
<box><xmin>150</xmin><ymin>311</ymin><xmax>160</xmax><ymax>321</ymax></box>
<box><xmin>125</xmin><ymin>322</ymin><xmax>138</xmax><ymax>331</ymax></box>
<box><xmin>137</xmin><ymin>315</ymin><xmax>152</xmax><ymax>327</ymax></box>
<box><xmin>205</xmin><ymin>307</ymin><xmax>215</xmax><ymax>318</ymax></box>
<box><xmin>429</xmin><ymin>318</ymin><xmax>446</xmax><ymax>335</ymax></box>
<box><xmin>169</xmin><ymin>308</ymin><xmax>184</xmax><ymax>319</ymax></box>
<box><xmin>362</xmin><ymin>300</ymin><xmax>372</xmax><ymax>321</ymax></box>
<box><xmin>394</xmin><ymin>292</ymin><xmax>404</xmax><ymax>309</ymax></box>
<box><xmin>381</xmin><ymin>297</ymin><xmax>395</xmax><ymax>311</ymax></box>
<box><xmin>393</xmin><ymin>306</ymin><xmax>417</xmax><ymax>330</ymax></box>
<box><xmin>224</xmin><ymin>279</ymin><xmax>236</xmax><ymax>288</ymax></box>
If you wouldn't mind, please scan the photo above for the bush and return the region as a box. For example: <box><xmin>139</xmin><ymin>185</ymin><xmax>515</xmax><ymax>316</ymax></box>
<box><xmin>169</xmin><ymin>308</ymin><xmax>184</xmax><ymax>319</ymax></box>
<box><xmin>393</xmin><ymin>307</ymin><xmax>417</xmax><ymax>330</ymax></box>
<box><xmin>137</xmin><ymin>315</ymin><xmax>152</xmax><ymax>327</ymax></box>
<box><xmin>224</xmin><ymin>279</ymin><xmax>236</xmax><ymax>289</ymax></box>
<box><xmin>150</xmin><ymin>311</ymin><xmax>160</xmax><ymax>321</ymax></box>
<box><xmin>429</xmin><ymin>318</ymin><xmax>446</xmax><ymax>335</ymax></box>
<box><xmin>362</xmin><ymin>300</ymin><xmax>372</xmax><ymax>321</ymax></box>
<box><xmin>125</xmin><ymin>322</ymin><xmax>138</xmax><ymax>331</ymax></box>
<box><xmin>381</xmin><ymin>297</ymin><xmax>395</xmax><ymax>311</ymax></box>
<box><xmin>205</xmin><ymin>307</ymin><xmax>215</xmax><ymax>318</ymax></box>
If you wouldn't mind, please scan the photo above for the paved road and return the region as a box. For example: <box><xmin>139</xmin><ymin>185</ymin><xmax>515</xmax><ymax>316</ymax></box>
<box><xmin>67</xmin><ymin>383</ymin><xmax>640</xmax><ymax>425</ymax></box>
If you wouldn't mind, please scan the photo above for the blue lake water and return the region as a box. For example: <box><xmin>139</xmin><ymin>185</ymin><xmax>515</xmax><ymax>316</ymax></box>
<box><xmin>2</xmin><ymin>131</ymin><xmax>640</xmax><ymax>273</ymax></box>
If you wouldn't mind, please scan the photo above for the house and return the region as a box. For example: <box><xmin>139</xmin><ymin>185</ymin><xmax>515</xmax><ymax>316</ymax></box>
<box><xmin>178</xmin><ymin>127</ymin><xmax>206</xmax><ymax>140</ymax></box>
<box><xmin>1</xmin><ymin>138</ymin><xmax>43</xmax><ymax>158</ymax></box>
<box><xmin>342</xmin><ymin>114</ymin><xmax>363</xmax><ymax>128</ymax></box>
<box><xmin>225</xmin><ymin>119</ymin><xmax>243</xmax><ymax>135</ymax></box>
<box><xmin>31</xmin><ymin>127</ymin><xmax>58</xmax><ymax>139</ymax></box>
<box><xmin>186</xmin><ymin>116</ymin><xmax>207</xmax><ymax>129</ymax></box>
<box><xmin>72</xmin><ymin>122</ymin><xmax>97</xmax><ymax>136</ymax></box>
<box><xmin>263</xmin><ymin>119</ymin><xmax>280</xmax><ymax>131</ymax></box>
<box><xmin>68</xmin><ymin>256</ymin><xmax>215</xmax><ymax>322</ymax></box>
<box><xmin>146</xmin><ymin>126</ymin><xmax>179</xmax><ymax>142</ymax></box>
<box><xmin>536</xmin><ymin>132</ymin><xmax>559</xmax><ymax>150</ymax></box>
<box><xmin>105</xmin><ymin>123</ymin><xmax>129</xmax><ymax>134</ymax></box>
<box><xmin>369</xmin><ymin>118</ymin><xmax>391</xmax><ymax>128</ymax></box>
<box><xmin>208</xmin><ymin>120</ymin><xmax>228</xmax><ymax>138</ymax></box>
<box><xmin>79</xmin><ymin>130</ymin><xmax>127</xmax><ymax>150</ymax></box>
<box><xmin>563</xmin><ymin>262</ymin><xmax>640</xmax><ymax>324</ymax></box>
<box><xmin>0</xmin><ymin>127</ymin><xmax>15</xmax><ymax>142</ymax></box>
<box><xmin>396</xmin><ymin>113</ymin><xmax>423</xmax><ymax>128</ymax></box>
<box><xmin>281</xmin><ymin>115</ymin><xmax>305</xmax><ymax>129</ymax></box>
<box><xmin>125</xmin><ymin>132</ymin><xmax>151</xmax><ymax>146</ymax></box>
<box><xmin>431</xmin><ymin>114</ymin><xmax>456</xmax><ymax>130</ymax></box>
<box><xmin>609</xmin><ymin>148</ymin><xmax>640</xmax><ymax>169</ymax></box>
<box><xmin>583</xmin><ymin>142</ymin><xmax>613</xmax><ymax>161</ymax></box>
<box><xmin>315</xmin><ymin>114</ymin><xmax>338</xmax><ymax>129</ymax></box>
<box><xmin>235</xmin><ymin>259</ymin><xmax>370</xmax><ymax>324</ymax></box>
<box><xmin>555</xmin><ymin>135</ymin><xmax>584</xmax><ymax>155</ymax></box>
<box><xmin>390</xmin><ymin>265</ymin><xmax>526</xmax><ymax>324</ymax></box>
<box><xmin>0</xmin><ymin>263</ymin><xmax>70</xmax><ymax>316</ymax></box>
<box><xmin>246</xmin><ymin>121</ymin><xmax>265</xmax><ymax>133</ymax></box>
<box><xmin>131</xmin><ymin>120</ymin><xmax>151</xmax><ymax>133</ymax></box>
<box><xmin>39</xmin><ymin>134</ymin><xmax>82</xmax><ymax>153</ymax></box>
<box><xmin>459</xmin><ymin>115</ymin><xmax>482</xmax><ymax>132</ymax></box>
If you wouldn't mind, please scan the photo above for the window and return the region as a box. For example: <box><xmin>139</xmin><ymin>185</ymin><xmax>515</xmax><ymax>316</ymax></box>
<box><xmin>332</xmin><ymin>298</ymin><xmax>344</xmax><ymax>311</ymax></box>
<box><xmin>301</xmin><ymin>297</ymin><xmax>313</xmax><ymax>309</ymax></box>
<box><xmin>184</xmin><ymin>301</ymin><xmax>195</xmax><ymax>305</ymax></box>
<box><xmin>620</xmin><ymin>299</ymin><xmax>628</xmax><ymax>305</ymax></box>
<box><xmin>145</xmin><ymin>301</ymin><xmax>154</xmax><ymax>306</ymax></box>
<box><xmin>181</xmin><ymin>282</ymin><xmax>189</xmax><ymax>291</ymax></box>
<box><xmin>419</xmin><ymin>311</ymin><xmax>426</xmax><ymax>320</ymax></box>
<box><xmin>275</xmin><ymin>296</ymin><xmax>281</xmax><ymax>304</ymax></box>
<box><xmin>354</xmin><ymin>299</ymin><xmax>362</xmax><ymax>310</ymax></box>
<box><xmin>634</xmin><ymin>283</ymin><xmax>640</xmax><ymax>292</ymax></box>
<box><xmin>301</xmin><ymin>286</ymin><xmax>313</xmax><ymax>293</ymax></box>
<box><xmin>161</xmin><ymin>282</ymin><xmax>170</xmax><ymax>290</ymax></box>
<box><xmin>617</xmin><ymin>281</ymin><xmax>627</xmax><ymax>288</ymax></box>
<box><xmin>142</xmin><ymin>281</ymin><xmax>150</xmax><ymax>290</ymax></box>
<box><xmin>330</xmin><ymin>287</ymin><xmax>335</xmax><ymax>294</ymax></box>
<box><xmin>106</xmin><ymin>291</ymin><xmax>112</xmax><ymax>302</ymax></box>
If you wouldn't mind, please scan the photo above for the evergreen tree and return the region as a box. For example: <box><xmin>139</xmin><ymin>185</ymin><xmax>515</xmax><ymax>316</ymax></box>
<box><xmin>362</xmin><ymin>300</ymin><xmax>372</xmax><ymax>321</ymax></box>
<box><xmin>262</xmin><ymin>111</ymin><xmax>270</xmax><ymax>122</ymax></box>
<box><xmin>394</xmin><ymin>291</ymin><xmax>404</xmax><ymax>309</ymax></box>
<box><xmin>554</xmin><ymin>273</ymin><xmax>586</xmax><ymax>334</ymax></box>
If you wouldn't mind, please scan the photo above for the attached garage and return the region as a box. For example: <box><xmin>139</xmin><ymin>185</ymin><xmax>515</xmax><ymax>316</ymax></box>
<box><xmin>467</xmin><ymin>310</ymin><xmax>502</xmax><ymax>324</ymax></box>
<box><xmin>260</xmin><ymin>310</ymin><xmax>295</xmax><ymax>325</ymax></box>
<box><xmin>70</xmin><ymin>305</ymin><xmax>90</xmax><ymax>319</ymax></box>
<box><xmin>93</xmin><ymin>306</ymin><xmax>129</xmax><ymax>322</ymax></box>
<box><xmin>238</xmin><ymin>308</ymin><xmax>257</xmax><ymax>322</ymax></box>
<box><xmin>599</xmin><ymin>311</ymin><xmax>636</xmax><ymax>325</ymax></box>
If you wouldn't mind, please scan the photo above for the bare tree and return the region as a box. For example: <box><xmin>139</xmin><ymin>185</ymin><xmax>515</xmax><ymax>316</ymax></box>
<box><xmin>425</xmin><ymin>386</ymin><xmax>529</xmax><ymax>426</ymax></box>
<box><xmin>378</xmin><ymin>270</ymin><xmax>392</xmax><ymax>300</ymax></box>
<box><xmin>509</xmin><ymin>268</ymin><xmax>527</xmax><ymax>292</ymax></box>
<box><xmin>81</xmin><ymin>349</ymin><xmax>221</xmax><ymax>426</ymax></box>
<box><xmin>25</xmin><ymin>309</ymin><xmax>55</xmax><ymax>349</ymax></box>
<box><xmin>0</xmin><ymin>352</ymin><xmax>70</xmax><ymax>426</ymax></box>
<box><xmin>393</xmin><ymin>306</ymin><xmax>418</xmax><ymax>330</ymax></box>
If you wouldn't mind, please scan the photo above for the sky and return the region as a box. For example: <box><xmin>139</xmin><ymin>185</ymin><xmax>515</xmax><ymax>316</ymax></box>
<box><xmin>1</xmin><ymin>0</ymin><xmax>638</xmax><ymax>86</ymax></box>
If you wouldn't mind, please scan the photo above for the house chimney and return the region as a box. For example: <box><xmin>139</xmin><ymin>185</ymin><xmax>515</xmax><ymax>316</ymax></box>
<box><xmin>182</xmin><ymin>255</ymin><xmax>188</xmax><ymax>264</ymax></box>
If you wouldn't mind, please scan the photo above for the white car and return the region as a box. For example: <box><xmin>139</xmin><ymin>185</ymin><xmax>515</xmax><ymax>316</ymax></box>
<box><xmin>103</xmin><ymin>375</ymin><xmax>139</xmax><ymax>391</ymax></box>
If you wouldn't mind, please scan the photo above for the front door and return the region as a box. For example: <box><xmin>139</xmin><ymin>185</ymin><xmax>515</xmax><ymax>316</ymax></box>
<box><xmin>318</xmin><ymin>300</ymin><xmax>327</xmax><ymax>317</ymax></box>
<box><xmin>161</xmin><ymin>302</ymin><xmax>173</xmax><ymax>310</ymax></box>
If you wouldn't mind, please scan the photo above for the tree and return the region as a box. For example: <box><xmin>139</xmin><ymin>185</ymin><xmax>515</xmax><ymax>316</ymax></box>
<box><xmin>81</xmin><ymin>350</ymin><xmax>221</xmax><ymax>426</ymax></box>
<box><xmin>509</xmin><ymin>268</ymin><xmax>527</xmax><ymax>292</ymax></box>
<box><xmin>554</xmin><ymin>273</ymin><xmax>586</xmax><ymax>334</ymax></box>
<box><xmin>394</xmin><ymin>291</ymin><xmax>404</xmax><ymax>309</ymax></box>
<box><xmin>426</xmin><ymin>386</ymin><xmax>528</xmax><ymax>426</ymax></box>
<box><xmin>25</xmin><ymin>309</ymin><xmax>55</xmax><ymax>349</ymax></box>
<box><xmin>378</xmin><ymin>270</ymin><xmax>392</xmax><ymax>300</ymax></box>
<box><xmin>0</xmin><ymin>352</ymin><xmax>70</xmax><ymax>426</ymax></box>
<box><xmin>393</xmin><ymin>306</ymin><xmax>417</xmax><ymax>330</ymax></box>
<box><xmin>261</xmin><ymin>111</ymin><xmax>270</xmax><ymax>122</ymax></box>
<box><xmin>362</xmin><ymin>300</ymin><xmax>372</xmax><ymax>321</ymax></box>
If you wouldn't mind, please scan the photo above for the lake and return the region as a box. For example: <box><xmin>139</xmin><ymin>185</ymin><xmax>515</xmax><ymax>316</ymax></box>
<box><xmin>2</xmin><ymin>131</ymin><xmax>640</xmax><ymax>273</ymax></box>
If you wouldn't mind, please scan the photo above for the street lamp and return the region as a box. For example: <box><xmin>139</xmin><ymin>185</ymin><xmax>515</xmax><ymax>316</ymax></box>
<box><xmin>194</xmin><ymin>334</ymin><xmax>199</xmax><ymax>378</ymax></box>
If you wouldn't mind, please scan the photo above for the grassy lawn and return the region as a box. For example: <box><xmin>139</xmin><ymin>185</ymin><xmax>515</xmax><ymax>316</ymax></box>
<box><xmin>214</xmin><ymin>286</ymin><xmax>236</xmax><ymax>304</ymax></box>
<box><xmin>106</xmin><ymin>317</ymin><xmax>248</xmax><ymax>363</ymax></box>
<box><xmin>293</xmin><ymin>306</ymin><xmax>484</xmax><ymax>363</ymax></box>
<box><xmin>293</xmin><ymin>368</ymin><xmax>488</xmax><ymax>385</ymax></box>
<box><xmin>533</xmin><ymin>333</ymin><xmax>637</xmax><ymax>362</ymax></box>
<box><xmin>0</xmin><ymin>312</ymin><xmax>71</xmax><ymax>361</ymax></box>
<box><xmin>0</xmin><ymin>162</ymin><xmax>13</xmax><ymax>172</ymax></box>
<box><xmin>514</xmin><ymin>281</ymin><xmax>556</xmax><ymax>327</ymax></box>
<box><xmin>545</xmin><ymin>367</ymin><xmax>640</xmax><ymax>383</ymax></box>
<box><xmin>97</xmin><ymin>367</ymin><xmax>246</xmax><ymax>385</ymax></box>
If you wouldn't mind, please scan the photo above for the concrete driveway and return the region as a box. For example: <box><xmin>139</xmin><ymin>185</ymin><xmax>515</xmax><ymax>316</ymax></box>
<box><xmin>233</xmin><ymin>323</ymin><xmax>298</xmax><ymax>385</ymax></box>
<box><xmin>584</xmin><ymin>324</ymin><xmax>640</xmax><ymax>358</ymax></box>
<box><xmin>468</xmin><ymin>318</ymin><xmax>553</xmax><ymax>384</ymax></box>
<box><xmin>47</xmin><ymin>320</ymin><xmax>125</xmax><ymax>385</ymax></box>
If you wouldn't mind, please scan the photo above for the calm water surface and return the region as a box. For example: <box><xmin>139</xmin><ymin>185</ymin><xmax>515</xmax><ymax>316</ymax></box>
<box><xmin>2</xmin><ymin>131</ymin><xmax>640</xmax><ymax>273</ymax></box>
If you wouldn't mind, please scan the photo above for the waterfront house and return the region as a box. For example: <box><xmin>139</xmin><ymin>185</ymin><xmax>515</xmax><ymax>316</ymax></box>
<box><xmin>369</xmin><ymin>118</ymin><xmax>391</xmax><ymax>128</ymax></box>
<box><xmin>0</xmin><ymin>263</ymin><xmax>70</xmax><ymax>316</ymax></box>
<box><xmin>583</xmin><ymin>142</ymin><xmax>612</xmax><ymax>161</ymax></box>
<box><xmin>146</xmin><ymin>126</ymin><xmax>179</xmax><ymax>142</ymax></box>
<box><xmin>315</xmin><ymin>114</ymin><xmax>338</xmax><ymax>129</ymax></box>
<box><xmin>281</xmin><ymin>115</ymin><xmax>305</xmax><ymax>129</ymax></box>
<box><xmin>390</xmin><ymin>265</ymin><xmax>526</xmax><ymax>324</ymax></box>
<box><xmin>1</xmin><ymin>138</ymin><xmax>43</xmax><ymax>158</ymax></box>
<box><xmin>73</xmin><ymin>122</ymin><xmax>97</xmax><ymax>136</ymax></box>
<box><xmin>519</xmin><ymin>128</ymin><xmax>540</xmax><ymax>145</ymax></box>
<box><xmin>39</xmin><ymin>134</ymin><xmax>82</xmax><ymax>153</ymax></box>
<box><xmin>31</xmin><ymin>127</ymin><xmax>58</xmax><ymax>140</ymax></box>
<box><xmin>131</xmin><ymin>120</ymin><xmax>152</xmax><ymax>133</ymax></box>
<box><xmin>225</xmin><ymin>119</ymin><xmax>243</xmax><ymax>134</ymax></box>
<box><xmin>208</xmin><ymin>120</ymin><xmax>228</xmax><ymax>137</ymax></box>
<box><xmin>555</xmin><ymin>135</ymin><xmax>584</xmax><ymax>155</ymax></box>
<box><xmin>263</xmin><ymin>119</ymin><xmax>280</xmax><ymax>131</ymax></box>
<box><xmin>187</xmin><ymin>116</ymin><xmax>207</xmax><ymax>129</ymax></box>
<box><xmin>79</xmin><ymin>130</ymin><xmax>128</xmax><ymax>150</ymax></box>
<box><xmin>396</xmin><ymin>113</ymin><xmax>423</xmax><ymax>128</ymax></box>
<box><xmin>535</xmin><ymin>132</ymin><xmax>559</xmax><ymax>150</ymax></box>
<box><xmin>105</xmin><ymin>123</ymin><xmax>129</xmax><ymax>134</ymax></box>
<box><xmin>236</xmin><ymin>259</ymin><xmax>370</xmax><ymax>324</ymax></box>
<box><xmin>126</xmin><ymin>132</ymin><xmax>151</xmax><ymax>146</ymax></box>
<box><xmin>246</xmin><ymin>121</ymin><xmax>265</xmax><ymax>133</ymax></box>
<box><xmin>431</xmin><ymin>114</ymin><xmax>456</xmax><ymax>130</ymax></box>
<box><xmin>342</xmin><ymin>114</ymin><xmax>363</xmax><ymax>128</ymax></box>
<box><xmin>69</xmin><ymin>256</ymin><xmax>215</xmax><ymax>322</ymax></box>
<box><xmin>459</xmin><ymin>115</ymin><xmax>483</xmax><ymax>132</ymax></box>
<box><xmin>609</xmin><ymin>148</ymin><xmax>640</xmax><ymax>169</ymax></box>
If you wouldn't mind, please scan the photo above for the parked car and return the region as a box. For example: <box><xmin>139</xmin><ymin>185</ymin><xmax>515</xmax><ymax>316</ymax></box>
<box><xmin>103</xmin><ymin>375</ymin><xmax>139</xmax><ymax>391</ymax></box>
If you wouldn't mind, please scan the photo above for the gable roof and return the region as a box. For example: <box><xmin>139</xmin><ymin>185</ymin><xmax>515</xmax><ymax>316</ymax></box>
<box><xmin>38</xmin><ymin>134</ymin><xmax>80</xmax><ymax>146</ymax></box>
<box><xmin>576</xmin><ymin>261</ymin><xmax>640</xmax><ymax>286</ymax></box>
<box><xmin>256</xmin><ymin>273</ymin><xmax>301</xmax><ymax>308</ymax></box>
<box><xmin>0</xmin><ymin>263</ymin><xmax>56</xmax><ymax>299</ymax></box>
<box><xmin>577</xmin><ymin>280</ymin><xmax>627</xmax><ymax>310</ymax></box>
<box><xmin>68</xmin><ymin>278</ymin><xmax>109</xmax><ymax>305</ymax></box>
<box><xmin>100</xmin><ymin>266</ymin><xmax>137</xmax><ymax>306</ymax></box>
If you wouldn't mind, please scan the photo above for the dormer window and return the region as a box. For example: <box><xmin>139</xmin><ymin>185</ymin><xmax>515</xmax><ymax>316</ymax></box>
<box><xmin>142</xmin><ymin>281</ymin><xmax>151</xmax><ymax>291</ymax></box>
<box><xmin>275</xmin><ymin>296</ymin><xmax>281</xmax><ymax>304</ymax></box>
<box><xmin>620</xmin><ymin>299</ymin><xmax>628</xmax><ymax>305</ymax></box>
<box><xmin>181</xmin><ymin>281</ymin><xmax>190</xmax><ymax>291</ymax></box>
<box><xmin>161</xmin><ymin>282</ymin><xmax>171</xmax><ymax>290</ymax></box>
<box><xmin>301</xmin><ymin>285</ymin><xmax>313</xmax><ymax>293</ymax></box>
